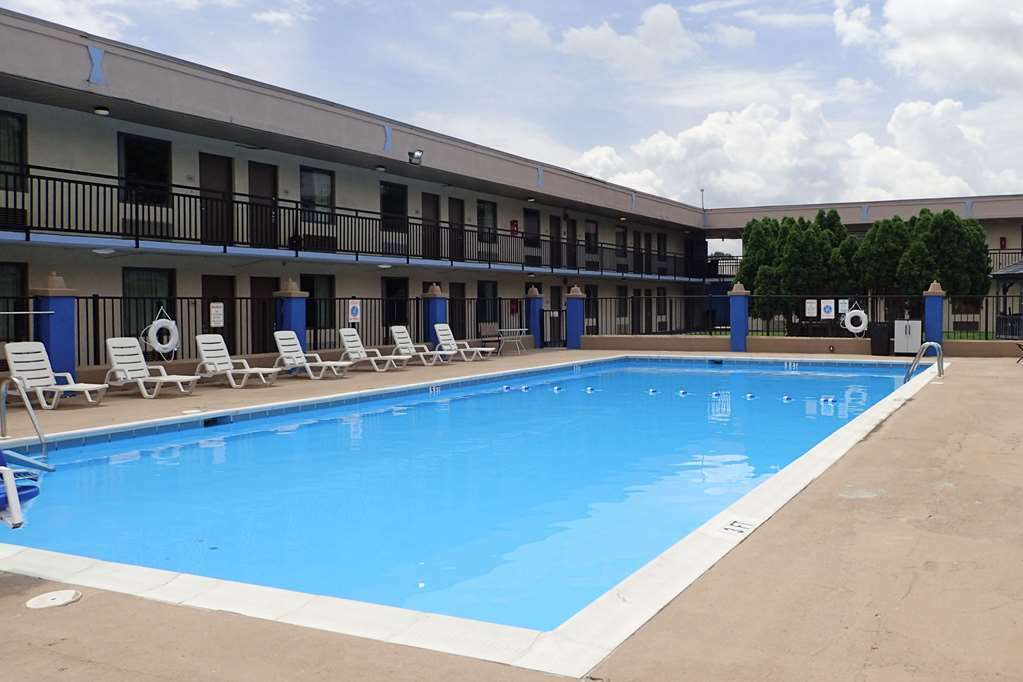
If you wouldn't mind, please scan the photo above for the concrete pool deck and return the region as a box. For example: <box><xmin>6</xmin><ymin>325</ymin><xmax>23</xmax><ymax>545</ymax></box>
<box><xmin>1</xmin><ymin>352</ymin><xmax>1021</xmax><ymax>680</ymax></box>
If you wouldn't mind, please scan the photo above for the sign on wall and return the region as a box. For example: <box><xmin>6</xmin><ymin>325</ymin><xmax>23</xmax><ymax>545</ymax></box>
<box><xmin>348</xmin><ymin>299</ymin><xmax>362</xmax><ymax>324</ymax></box>
<box><xmin>209</xmin><ymin>302</ymin><xmax>225</xmax><ymax>328</ymax></box>
<box><xmin>820</xmin><ymin>299</ymin><xmax>836</xmax><ymax>320</ymax></box>
<box><xmin>804</xmin><ymin>299</ymin><xmax>818</xmax><ymax>318</ymax></box>
<box><xmin>838</xmin><ymin>299</ymin><xmax>849</xmax><ymax>315</ymax></box>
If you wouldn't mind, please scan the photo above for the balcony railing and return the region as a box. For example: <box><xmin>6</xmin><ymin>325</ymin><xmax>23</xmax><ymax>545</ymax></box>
<box><xmin>0</xmin><ymin>163</ymin><xmax>701</xmax><ymax>280</ymax></box>
<box><xmin>989</xmin><ymin>248</ymin><xmax>1023</xmax><ymax>272</ymax></box>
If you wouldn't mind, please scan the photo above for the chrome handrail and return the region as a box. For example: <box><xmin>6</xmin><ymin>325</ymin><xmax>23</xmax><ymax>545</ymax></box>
<box><xmin>0</xmin><ymin>377</ymin><xmax>47</xmax><ymax>462</ymax></box>
<box><xmin>905</xmin><ymin>342</ymin><xmax>944</xmax><ymax>383</ymax></box>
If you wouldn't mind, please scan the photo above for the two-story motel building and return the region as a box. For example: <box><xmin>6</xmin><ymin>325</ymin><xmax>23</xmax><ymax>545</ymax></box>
<box><xmin>1</xmin><ymin>9</ymin><xmax>1022</xmax><ymax>367</ymax></box>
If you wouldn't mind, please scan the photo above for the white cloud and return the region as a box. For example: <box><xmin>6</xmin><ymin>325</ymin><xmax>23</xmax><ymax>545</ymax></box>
<box><xmin>561</xmin><ymin>4</ymin><xmax>700</xmax><ymax>75</ymax></box>
<box><xmin>685</xmin><ymin>0</ymin><xmax>753</xmax><ymax>14</ymax></box>
<box><xmin>252</xmin><ymin>9</ymin><xmax>299</xmax><ymax>28</ymax></box>
<box><xmin>450</xmin><ymin>8</ymin><xmax>551</xmax><ymax>47</ymax></box>
<box><xmin>833</xmin><ymin>0</ymin><xmax>880</xmax><ymax>46</ymax></box>
<box><xmin>832</xmin><ymin>76</ymin><xmax>880</xmax><ymax>103</ymax></box>
<box><xmin>734</xmin><ymin>9</ymin><xmax>832</xmax><ymax>28</ymax></box>
<box><xmin>706</xmin><ymin>23</ymin><xmax>756</xmax><ymax>48</ymax></box>
<box><xmin>2</xmin><ymin>0</ymin><xmax>133</xmax><ymax>38</ymax></box>
<box><xmin>646</xmin><ymin>66</ymin><xmax>822</xmax><ymax>110</ymax></box>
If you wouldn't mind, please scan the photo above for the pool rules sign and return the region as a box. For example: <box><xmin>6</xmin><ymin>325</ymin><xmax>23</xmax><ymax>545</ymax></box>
<box><xmin>347</xmin><ymin>299</ymin><xmax>362</xmax><ymax>324</ymax></box>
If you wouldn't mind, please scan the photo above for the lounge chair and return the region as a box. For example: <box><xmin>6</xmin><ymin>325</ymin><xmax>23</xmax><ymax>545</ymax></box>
<box><xmin>389</xmin><ymin>325</ymin><xmax>455</xmax><ymax>366</ymax></box>
<box><xmin>4</xmin><ymin>341</ymin><xmax>107</xmax><ymax>409</ymax></box>
<box><xmin>433</xmin><ymin>323</ymin><xmax>496</xmax><ymax>361</ymax></box>
<box><xmin>104</xmin><ymin>337</ymin><xmax>200</xmax><ymax>399</ymax></box>
<box><xmin>195</xmin><ymin>334</ymin><xmax>281</xmax><ymax>388</ymax></box>
<box><xmin>338</xmin><ymin>328</ymin><xmax>409</xmax><ymax>372</ymax></box>
<box><xmin>273</xmin><ymin>330</ymin><xmax>352</xmax><ymax>379</ymax></box>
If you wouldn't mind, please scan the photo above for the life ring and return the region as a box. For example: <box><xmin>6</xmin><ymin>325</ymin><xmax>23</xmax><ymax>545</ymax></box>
<box><xmin>147</xmin><ymin>318</ymin><xmax>180</xmax><ymax>354</ymax></box>
<box><xmin>844</xmin><ymin>309</ymin><xmax>869</xmax><ymax>335</ymax></box>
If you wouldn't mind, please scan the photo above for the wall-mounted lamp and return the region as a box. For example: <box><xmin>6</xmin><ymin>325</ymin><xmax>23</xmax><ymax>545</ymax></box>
<box><xmin>408</xmin><ymin>149</ymin><xmax>424</xmax><ymax>165</ymax></box>
<box><xmin>374</xmin><ymin>165</ymin><xmax>387</xmax><ymax>172</ymax></box>
<box><xmin>93</xmin><ymin>105</ymin><xmax>110</xmax><ymax>116</ymax></box>
<box><xmin>526</xmin><ymin>197</ymin><xmax>536</xmax><ymax>203</ymax></box>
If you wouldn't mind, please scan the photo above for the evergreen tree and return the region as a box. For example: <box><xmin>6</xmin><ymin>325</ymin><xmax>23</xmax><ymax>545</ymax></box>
<box><xmin>856</xmin><ymin>216</ymin><xmax>910</xmax><ymax>294</ymax></box>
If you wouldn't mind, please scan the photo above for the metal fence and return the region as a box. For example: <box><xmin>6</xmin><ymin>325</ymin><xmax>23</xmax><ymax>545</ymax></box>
<box><xmin>305</xmin><ymin>297</ymin><xmax>425</xmax><ymax>351</ymax></box>
<box><xmin>747</xmin><ymin>295</ymin><xmax>922</xmax><ymax>337</ymax></box>
<box><xmin>447</xmin><ymin>298</ymin><xmax>527</xmax><ymax>341</ymax></box>
<box><xmin>585</xmin><ymin>296</ymin><xmax>730</xmax><ymax>336</ymax></box>
<box><xmin>944</xmin><ymin>295</ymin><xmax>1022</xmax><ymax>339</ymax></box>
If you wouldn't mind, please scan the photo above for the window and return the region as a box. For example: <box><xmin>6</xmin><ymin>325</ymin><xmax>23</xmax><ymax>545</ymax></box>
<box><xmin>584</xmin><ymin>220</ymin><xmax>599</xmax><ymax>254</ymax></box>
<box><xmin>301</xmin><ymin>274</ymin><xmax>335</xmax><ymax>330</ymax></box>
<box><xmin>300</xmin><ymin>167</ymin><xmax>334</xmax><ymax>222</ymax></box>
<box><xmin>119</xmin><ymin>134</ymin><xmax>171</xmax><ymax>206</ymax></box>
<box><xmin>477</xmin><ymin>200</ymin><xmax>497</xmax><ymax>243</ymax></box>
<box><xmin>615</xmin><ymin>228</ymin><xmax>627</xmax><ymax>257</ymax></box>
<box><xmin>379</xmin><ymin>182</ymin><xmax>408</xmax><ymax>232</ymax></box>
<box><xmin>615</xmin><ymin>285</ymin><xmax>628</xmax><ymax>317</ymax></box>
<box><xmin>0</xmin><ymin>111</ymin><xmax>26</xmax><ymax>192</ymax></box>
<box><xmin>0</xmin><ymin>262</ymin><xmax>27</xmax><ymax>347</ymax></box>
<box><xmin>656</xmin><ymin>287</ymin><xmax>667</xmax><ymax>315</ymax></box>
<box><xmin>122</xmin><ymin>268</ymin><xmax>175</xmax><ymax>338</ymax></box>
<box><xmin>657</xmin><ymin>234</ymin><xmax>668</xmax><ymax>260</ymax></box>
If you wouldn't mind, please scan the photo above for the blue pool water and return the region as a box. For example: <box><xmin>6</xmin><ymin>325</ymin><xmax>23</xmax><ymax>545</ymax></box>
<box><xmin>3</xmin><ymin>358</ymin><xmax>911</xmax><ymax>630</ymax></box>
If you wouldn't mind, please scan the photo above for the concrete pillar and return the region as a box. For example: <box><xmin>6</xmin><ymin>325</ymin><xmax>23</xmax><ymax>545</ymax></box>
<box><xmin>923</xmin><ymin>280</ymin><xmax>945</xmax><ymax>354</ymax></box>
<box><xmin>273</xmin><ymin>277</ymin><xmax>309</xmax><ymax>351</ymax></box>
<box><xmin>31</xmin><ymin>272</ymin><xmax>78</xmax><ymax>378</ymax></box>
<box><xmin>423</xmin><ymin>282</ymin><xmax>448</xmax><ymax>347</ymax></box>
<box><xmin>525</xmin><ymin>285</ymin><xmax>544</xmax><ymax>349</ymax></box>
<box><xmin>565</xmin><ymin>285</ymin><xmax>586</xmax><ymax>350</ymax></box>
<box><xmin>728</xmin><ymin>282</ymin><xmax>749</xmax><ymax>353</ymax></box>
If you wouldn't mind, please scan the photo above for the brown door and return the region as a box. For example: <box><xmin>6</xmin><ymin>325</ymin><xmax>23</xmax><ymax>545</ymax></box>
<box><xmin>644</xmin><ymin>233</ymin><xmax>653</xmax><ymax>273</ymax></box>
<box><xmin>633</xmin><ymin>231</ymin><xmax>643</xmax><ymax>273</ymax></box>
<box><xmin>448</xmin><ymin>198</ymin><xmax>465</xmax><ymax>261</ymax></box>
<box><xmin>422</xmin><ymin>193</ymin><xmax>440</xmax><ymax>260</ymax></box>
<box><xmin>565</xmin><ymin>219</ymin><xmax>578</xmax><ymax>269</ymax></box>
<box><xmin>202</xmin><ymin>275</ymin><xmax>236</xmax><ymax>352</ymax></box>
<box><xmin>449</xmin><ymin>282</ymin><xmax>466</xmax><ymax>339</ymax></box>
<box><xmin>249</xmin><ymin>276</ymin><xmax>279</xmax><ymax>354</ymax></box>
<box><xmin>200</xmin><ymin>153</ymin><xmax>234</xmax><ymax>245</ymax></box>
<box><xmin>523</xmin><ymin>209</ymin><xmax>541</xmax><ymax>266</ymax></box>
<box><xmin>549</xmin><ymin>215</ymin><xmax>562</xmax><ymax>269</ymax></box>
<box><xmin>248</xmin><ymin>162</ymin><xmax>277</xmax><ymax>248</ymax></box>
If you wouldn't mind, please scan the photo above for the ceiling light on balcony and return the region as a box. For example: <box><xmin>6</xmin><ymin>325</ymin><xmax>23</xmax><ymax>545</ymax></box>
<box><xmin>408</xmin><ymin>149</ymin><xmax>424</xmax><ymax>165</ymax></box>
<box><xmin>93</xmin><ymin>105</ymin><xmax>110</xmax><ymax>116</ymax></box>
<box><xmin>378</xmin><ymin>264</ymin><xmax>393</xmax><ymax>269</ymax></box>
<box><xmin>526</xmin><ymin>197</ymin><xmax>536</xmax><ymax>203</ymax></box>
<box><xmin>91</xmin><ymin>248</ymin><xmax>116</xmax><ymax>255</ymax></box>
<box><xmin>619</xmin><ymin>216</ymin><xmax>628</xmax><ymax>222</ymax></box>
<box><xmin>374</xmin><ymin>165</ymin><xmax>387</xmax><ymax>172</ymax></box>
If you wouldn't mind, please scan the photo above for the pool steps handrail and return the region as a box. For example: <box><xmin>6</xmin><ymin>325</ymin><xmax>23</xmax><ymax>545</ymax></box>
<box><xmin>905</xmin><ymin>342</ymin><xmax>943</xmax><ymax>383</ymax></box>
<box><xmin>0</xmin><ymin>376</ymin><xmax>54</xmax><ymax>472</ymax></box>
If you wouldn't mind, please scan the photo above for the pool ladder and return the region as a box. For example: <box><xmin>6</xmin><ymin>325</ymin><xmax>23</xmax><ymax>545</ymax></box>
<box><xmin>0</xmin><ymin>376</ymin><xmax>52</xmax><ymax>471</ymax></box>
<box><xmin>904</xmin><ymin>342</ymin><xmax>944</xmax><ymax>383</ymax></box>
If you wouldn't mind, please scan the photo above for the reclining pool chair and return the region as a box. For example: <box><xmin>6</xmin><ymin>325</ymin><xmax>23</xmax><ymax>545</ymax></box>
<box><xmin>338</xmin><ymin>328</ymin><xmax>409</xmax><ymax>372</ymax></box>
<box><xmin>195</xmin><ymin>334</ymin><xmax>281</xmax><ymax>388</ymax></box>
<box><xmin>433</xmin><ymin>323</ymin><xmax>496</xmax><ymax>362</ymax></box>
<box><xmin>104</xmin><ymin>337</ymin><xmax>200</xmax><ymax>399</ymax></box>
<box><xmin>389</xmin><ymin>325</ymin><xmax>456</xmax><ymax>366</ymax></box>
<box><xmin>273</xmin><ymin>330</ymin><xmax>352</xmax><ymax>379</ymax></box>
<box><xmin>4</xmin><ymin>341</ymin><xmax>107</xmax><ymax>409</ymax></box>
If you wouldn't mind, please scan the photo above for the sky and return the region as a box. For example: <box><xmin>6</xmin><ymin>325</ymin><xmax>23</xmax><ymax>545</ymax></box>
<box><xmin>3</xmin><ymin>0</ymin><xmax>1022</xmax><ymax>214</ymax></box>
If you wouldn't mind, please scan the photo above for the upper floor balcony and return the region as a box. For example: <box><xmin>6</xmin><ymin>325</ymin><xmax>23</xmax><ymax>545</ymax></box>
<box><xmin>990</xmin><ymin>248</ymin><xmax>1023</xmax><ymax>272</ymax></box>
<box><xmin>0</xmin><ymin>164</ymin><xmax>707</xmax><ymax>282</ymax></box>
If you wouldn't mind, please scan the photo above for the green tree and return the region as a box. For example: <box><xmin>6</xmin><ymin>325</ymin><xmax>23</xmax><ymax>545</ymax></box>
<box><xmin>829</xmin><ymin>235</ymin><xmax>862</xmax><ymax>294</ymax></box>
<box><xmin>856</xmin><ymin>216</ymin><xmax>910</xmax><ymax>293</ymax></box>
<box><xmin>779</xmin><ymin>218</ymin><xmax>832</xmax><ymax>295</ymax></box>
<box><xmin>814</xmin><ymin>208</ymin><xmax>848</xmax><ymax>248</ymax></box>
<box><xmin>914</xmin><ymin>209</ymin><xmax>991</xmax><ymax>295</ymax></box>
<box><xmin>896</xmin><ymin>237</ymin><xmax>936</xmax><ymax>295</ymax></box>
<box><xmin>736</xmin><ymin>217</ymin><xmax>784</xmax><ymax>290</ymax></box>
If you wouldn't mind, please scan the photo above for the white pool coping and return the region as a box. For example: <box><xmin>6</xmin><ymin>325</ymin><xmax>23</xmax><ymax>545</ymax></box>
<box><xmin>0</xmin><ymin>354</ymin><xmax>943</xmax><ymax>678</ymax></box>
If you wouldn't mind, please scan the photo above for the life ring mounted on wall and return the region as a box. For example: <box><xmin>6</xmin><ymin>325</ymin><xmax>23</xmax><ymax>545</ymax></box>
<box><xmin>844</xmin><ymin>308</ymin><xmax>869</xmax><ymax>336</ymax></box>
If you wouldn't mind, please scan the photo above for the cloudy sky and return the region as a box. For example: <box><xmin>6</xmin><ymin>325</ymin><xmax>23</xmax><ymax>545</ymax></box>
<box><xmin>4</xmin><ymin>0</ymin><xmax>1022</xmax><ymax>211</ymax></box>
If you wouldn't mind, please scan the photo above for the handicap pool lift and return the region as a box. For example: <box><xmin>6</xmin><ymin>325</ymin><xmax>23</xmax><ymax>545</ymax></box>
<box><xmin>0</xmin><ymin>376</ymin><xmax>54</xmax><ymax>529</ymax></box>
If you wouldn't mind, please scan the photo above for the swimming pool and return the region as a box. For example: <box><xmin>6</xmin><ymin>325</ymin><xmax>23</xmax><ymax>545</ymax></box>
<box><xmin>1</xmin><ymin>356</ymin><xmax>924</xmax><ymax>636</ymax></box>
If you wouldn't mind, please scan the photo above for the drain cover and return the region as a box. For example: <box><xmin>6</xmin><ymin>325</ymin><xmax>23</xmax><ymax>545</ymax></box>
<box><xmin>26</xmin><ymin>590</ymin><xmax>81</xmax><ymax>609</ymax></box>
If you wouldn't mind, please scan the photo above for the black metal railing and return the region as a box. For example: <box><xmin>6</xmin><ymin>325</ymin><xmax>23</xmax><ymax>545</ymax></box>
<box><xmin>305</xmin><ymin>297</ymin><xmax>425</xmax><ymax>351</ymax></box>
<box><xmin>0</xmin><ymin>163</ymin><xmax>697</xmax><ymax>279</ymax></box>
<box><xmin>989</xmin><ymin>249</ymin><xmax>1023</xmax><ymax>272</ymax></box>
<box><xmin>586</xmin><ymin>296</ymin><xmax>730</xmax><ymax>336</ymax></box>
<box><xmin>447</xmin><ymin>298</ymin><xmax>527</xmax><ymax>341</ymax></box>
<box><xmin>75</xmin><ymin>296</ymin><xmax>277</xmax><ymax>366</ymax></box>
<box><xmin>541</xmin><ymin>309</ymin><xmax>565</xmax><ymax>347</ymax></box>
<box><xmin>706</xmin><ymin>256</ymin><xmax>741</xmax><ymax>278</ymax></box>
<box><xmin>945</xmin><ymin>295</ymin><xmax>1022</xmax><ymax>340</ymax></box>
<box><xmin>747</xmin><ymin>295</ymin><xmax>922</xmax><ymax>337</ymax></box>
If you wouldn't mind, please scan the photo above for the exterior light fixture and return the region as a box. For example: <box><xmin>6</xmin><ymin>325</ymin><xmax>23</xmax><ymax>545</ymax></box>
<box><xmin>619</xmin><ymin>216</ymin><xmax>627</xmax><ymax>222</ymax></box>
<box><xmin>91</xmin><ymin>248</ymin><xmax>116</xmax><ymax>255</ymax></box>
<box><xmin>378</xmin><ymin>264</ymin><xmax>393</xmax><ymax>269</ymax></box>
<box><xmin>93</xmin><ymin>105</ymin><xmax>110</xmax><ymax>116</ymax></box>
<box><xmin>526</xmin><ymin>197</ymin><xmax>536</xmax><ymax>203</ymax></box>
<box><xmin>408</xmin><ymin>149</ymin><xmax>424</xmax><ymax>165</ymax></box>
<box><xmin>374</xmin><ymin>165</ymin><xmax>387</xmax><ymax>172</ymax></box>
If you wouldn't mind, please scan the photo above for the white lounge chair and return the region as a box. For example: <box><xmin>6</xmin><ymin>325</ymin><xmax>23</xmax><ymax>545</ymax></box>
<box><xmin>338</xmin><ymin>328</ymin><xmax>409</xmax><ymax>372</ymax></box>
<box><xmin>389</xmin><ymin>325</ymin><xmax>454</xmax><ymax>366</ymax></box>
<box><xmin>195</xmin><ymin>334</ymin><xmax>281</xmax><ymax>388</ymax></box>
<box><xmin>433</xmin><ymin>323</ymin><xmax>496</xmax><ymax>361</ymax></box>
<box><xmin>104</xmin><ymin>337</ymin><xmax>200</xmax><ymax>399</ymax></box>
<box><xmin>4</xmin><ymin>341</ymin><xmax>107</xmax><ymax>409</ymax></box>
<box><xmin>273</xmin><ymin>330</ymin><xmax>352</xmax><ymax>379</ymax></box>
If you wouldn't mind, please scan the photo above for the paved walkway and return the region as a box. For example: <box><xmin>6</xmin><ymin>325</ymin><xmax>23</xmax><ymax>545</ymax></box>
<box><xmin>2</xmin><ymin>354</ymin><xmax>1021</xmax><ymax>680</ymax></box>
